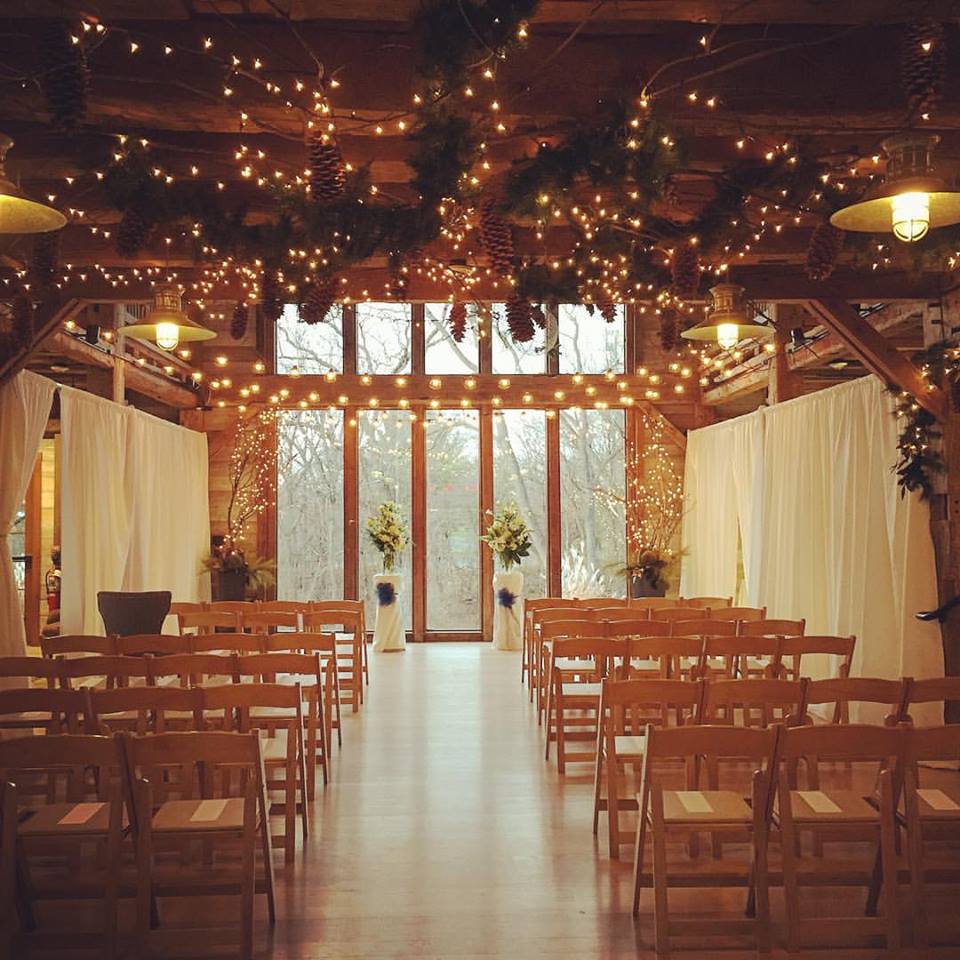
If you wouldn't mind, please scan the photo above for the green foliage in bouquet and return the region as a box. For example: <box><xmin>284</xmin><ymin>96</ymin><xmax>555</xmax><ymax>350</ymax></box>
<box><xmin>366</xmin><ymin>501</ymin><xmax>411</xmax><ymax>573</ymax></box>
<box><xmin>481</xmin><ymin>504</ymin><xmax>532</xmax><ymax>570</ymax></box>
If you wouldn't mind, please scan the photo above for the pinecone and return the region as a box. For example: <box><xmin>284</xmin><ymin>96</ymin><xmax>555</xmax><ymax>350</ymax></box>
<box><xmin>307</xmin><ymin>133</ymin><xmax>345</xmax><ymax>202</ymax></box>
<box><xmin>261</xmin><ymin>269</ymin><xmax>283</xmax><ymax>323</ymax></box>
<box><xmin>505</xmin><ymin>296</ymin><xmax>535</xmax><ymax>343</ymax></box>
<box><xmin>39</xmin><ymin>19</ymin><xmax>89</xmax><ymax>135</ymax></box>
<box><xmin>115</xmin><ymin>207</ymin><xmax>154</xmax><ymax>258</ymax></box>
<box><xmin>478</xmin><ymin>198</ymin><xmax>514</xmax><ymax>276</ymax></box>
<box><xmin>448</xmin><ymin>301</ymin><xmax>467</xmax><ymax>343</ymax></box>
<box><xmin>901</xmin><ymin>21</ymin><xmax>946</xmax><ymax>117</ymax></box>
<box><xmin>12</xmin><ymin>296</ymin><xmax>34</xmax><ymax>351</ymax></box>
<box><xmin>661</xmin><ymin>176</ymin><xmax>681</xmax><ymax>207</ymax></box>
<box><xmin>29</xmin><ymin>231</ymin><xmax>60</xmax><ymax>294</ymax></box>
<box><xmin>598</xmin><ymin>301</ymin><xmax>617</xmax><ymax>324</ymax></box>
<box><xmin>531</xmin><ymin>304</ymin><xmax>547</xmax><ymax>329</ymax></box>
<box><xmin>805</xmin><ymin>222</ymin><xmax>844</xmax><ymax>281</ymax></box>
<box><xmin>659</xmin><ymin>309</ymin><xmax>679</xmax><ymax>352</ymax></box>
<box><xmin>671</xmin><ymin>244</ymin><xmax>700</xmax><ymax>299</ymax></box>
<box><xmin>301</xmin><ymin>275</ymin><xmax>337</xmax><ymax>325</ymax></box>
<box><xmin>230</xmin><ymin>302</ymin><xmax>248</xmax><ymax>340</ymax></box>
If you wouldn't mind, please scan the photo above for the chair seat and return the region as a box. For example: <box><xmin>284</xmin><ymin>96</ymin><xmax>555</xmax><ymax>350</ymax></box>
<box><xmin>260</xmin><ymin>731</ymin><xmax>292</xmax><ymax>763</ymax></box>
<box><xmin>560</xmin><ymin>682</ymin><xmax>602</xmax><ymax>698</ymax></box>
<box><xmin>250</xmin><ymin>706</ymin><xmax>299</xmax><ymax>721</ymax></box>
<box><xmin>19</xmin><ymin>801</ymin><xmax>115</xmax><ymax>836</ymax></box>
<box><xmin>555</xmin><ymin>657</ymin><xmax>597</xmax><ymax>673</ymax></box>
<box><xmin>614</xmin><ymin>734</ymin><xmax>646</xmax><ymax>756</ymax></box>
<box><xmin>657</xmin><ymin>789</ymin><xmax>753</xmax><ymax>824</ymax></box>
<box><xmin>917</xmin><ymin>787</ymin><xmax>960</xmax><ymax>820</ymax></box>
<box><xmin>785</xmin><ymin>790</ymin><xmax>879</xmax><ymax>823</ymax></box>
<box><xmin>151</xmin><ymin>798</ymin><xmax>246</xmax><ymax>832</ymax></box>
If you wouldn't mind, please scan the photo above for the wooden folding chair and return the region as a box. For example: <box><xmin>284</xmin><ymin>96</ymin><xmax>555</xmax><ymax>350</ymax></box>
<box><xmin>149</xmin><ymin>653</ymin><xmax>239</xmax><ymax>689</ymax></box>
<box><xmin>778</xmin><ymin>634</ymin><xmax>856</xmax><ymax>684</ymax></box>
<box><xmin>304</xmin><ymin>604</ymin><xmax>365</xmax><ymax>712</ymax></box>
<box><xmin>58</xmin><ymin>654</ymin><xmax>154</xmax><ymax>691</ymax></box>
<box><xmin>121</xmin><ymin>731</ymin><xmax>276</xmax><ymax>960</ymax></box>
<box><xmin>523</xmin><ymin>598</ymin><xmax>583</xmax><ymax>687</ymax></box>
<box><xmin>594</xmin><ymin>678</ymin><xmax>704</xmax><ymax>858</ymax></box>
<box><xmin>0</xmin><ymin>688</ymin><xmax>87</xmax><ymax>734</ymax></box>
<box><xmin>170</xmin><ymin>601</ymin><xmax>204</xmax><ymax>629</ymax></box>
<box><xmin>239</xmin><ymin>610</ymin><xmax>300</xmax><ymax>635</ymax></box>
<box><xmin>236</xmin><ymin>651</ymin><xmax>329</xmax><ymax>793</ymax></box>
<box><xmin>649</xmin><ymin>606</ymin><xmax>707</xmax><ymax>623</ymax></box>
<box><xmin>631</xmin><ymin>724</ymin><xmax>780</xmax><ymax>955</ymax></box>
<box><xmin>707</xmin><ymin>605</ymin><xmax>767</xmax><ymax>623</ymax></box>
<box><xmin>901</xmin><ymin>723</ymin><xmax>960</xmax><ymax>946</ymax></box>
<box><xmin>0</xmin><ymin>656</ymin><xmax>61</xmax><ymax>689</ymax></box>
<box><xmin>257</xmin><ymin>601</ymin><xmax>308</xmax><ymax>615</ymax></box>
<box><xmin>207</xmin><ymin>601</ymin><xmax>254</xmax><ymax>617</ymax></box>
<box><xmin>669</xmin><ymin>618</ymin><xmax>737</xmax><ymax>638</ymax></box>
<box><xmin>190</xmin><ymin>632</ymin><xmax>265</xmax><ymax>655</ymax></box>
<box><xmin>113</xmin><ymin>634</ymin><xmax>188</xmax><ymax>657</ymax></box>
<box><xmin>775</xmin><ymin>723</ymin><xmax>903</xmax><ymax>952</ymax></box>
<box><xmin>738</xmin><ymin>617</ymin><xmax>806</xmax><ymax>638</ymax></box>
<box><xmin>680</xmin><ymin>596</ymin><xmax>732</xmax><ymax>609</ymax></box>
<box><xmin>602</xmin><ymin>614</ymin><xmax>671</xmax><ymax>639</ymax></box>
<box><xmin>700</xmin><ymin>678</ymin><xmax>808</xmax><ymax>729</ymax></box>
<box><xmin>0</xmin><ymin>735</ymin><xmax>126</xmax><ymax>959</ymax></box>
<box><xmin>544</xmin><ymin>635</ymin><xmax>622</xmax><ymax>773</ymax></box>
<box><xmin>623</xmin><ymin>636</ymin><xmax>704</xmax><ymax>681</ymax></box>
<box><xmin>899</xmin><ymin>676</ymin><xmax>960</xmax><ymax>726</ymax></box>
<box><xmin>88</xmin><ymin>685</ymin><xmax>203</xmax><ymax>735</ymax></box>
<box><xmin>627</xmin><ymin>598</ymin><xmax>682</xmax><ymax>613</ymax></box>
<box><xmin>40</xmin><ymin>635</ymin><xmax>116</xmax><ymax>659</ymax></box>
<box><xmin>535</xmin><ymin>614</ymin><xmax>598</xmax><ymax>718</ymax></box>
<box><xmin>804</xmin><ymin>677</ymin><xmax>906</xmax><ymax>726</ymax></box>
<box><xmin>176</xmin><ymin>610</ymin><xmax>240</xmax><ymax>635</ymax></box>
<box><xmin>201</xmin><ymin>684</ymin><xmax>310</xmax><ymax>863</ymax></box>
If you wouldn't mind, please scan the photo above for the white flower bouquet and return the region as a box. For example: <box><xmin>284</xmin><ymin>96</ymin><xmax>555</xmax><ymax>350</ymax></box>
<box><xmin>481</xmin><ymin>504</ymin><xmax>532</xmax><ymax>571</ymax></box>
<box><xmin>366</xmin><ymin>501</ymin><xmax>410</xmax><ymax>573</ymax></box>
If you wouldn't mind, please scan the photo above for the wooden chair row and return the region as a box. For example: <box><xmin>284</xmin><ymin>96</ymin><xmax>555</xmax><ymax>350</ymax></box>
<box><xmin>623</xmin><ymin>721</ymin><xmax>960</xmax><ymax>954</ymax></box>
<box><xmin>171</xmin><ymin>599</ymin><xmax>368</xmax><ymax>710</ymax></box>
<box><xmin>0</xmin><ymin>730</ymin><xmax>276</xmax><ymax>959</ymax></box>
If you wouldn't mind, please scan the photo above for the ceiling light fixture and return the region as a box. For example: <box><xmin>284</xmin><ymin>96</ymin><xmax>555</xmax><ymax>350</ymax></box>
<box><xmin>122</xmin><ymin>284</ymin><xmax>217</xmax><ymax>352</ymax></box>
<box><xmin>0</xmin><ymin>134</ymin><xmax>67</xmax><ymax>234</ymax></box>
<box><xmin>680</xmin><ymin>283</ymin><xmax>773</xmax><ymax>349</ymax></box>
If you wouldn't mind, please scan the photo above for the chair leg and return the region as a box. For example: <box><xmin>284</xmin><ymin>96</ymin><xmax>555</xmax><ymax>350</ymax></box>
<box><xmin>650</xmin><ymin>792</ymin><xmax>669</xmax><ymax>955</ymax></box>
<box><xmin>878</xmin><ymin>781</ymin><xmax>901</xmax><ymax>951</ymax></box>
<box><xmin>608</xmin><ymin>756</ymin><xmax>622</xmax><ymax>859</ymax></box>
<box><xmin>555</xmin><ymin>696</ymin><xmax>566</xmax><ymax>774</ymax></box>
<box><xmin>778</xmin><ymin>802</ymin><xmax>801</xmax><ymax>952</ymax></box>
<box><xmin>592</xmin><ymin>739</ymin><xmax>604</xmax><ymax>836</ymax></box>
<box><xmin>631</xmin><ymin>802</ymin><xmax>648</xmax><ymax>917</ymax></box>
<box><xmin>241</xmin><ymin>781</ymin><xmax>257</xmax><ymax>960</ymax></box>
<box><xmin>134</xmin><ymin>780</ymin><xmax>154</xmax><ymax>956</ymax></box>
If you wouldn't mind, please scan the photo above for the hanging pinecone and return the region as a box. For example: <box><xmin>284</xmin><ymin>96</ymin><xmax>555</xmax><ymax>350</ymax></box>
<box><xmin>115</xmin><ymin>207</ymin><xmax>154</xmax><ymax>258</ymax></box>
<box><xmin>261</xmin><ymin>268</ymin><xmax>283</xmax><ymax>323</ymax></box>
<box><xmin>478</xmin><ymin>198</ymin><xmax>514</xmax><ymax>276</ymax></box>
<box><xmin>901</xmin><ymin>21</ymin><xmax>946</xmax><ymax>117</ymax></box>
<box><xmin>505</xmin><ymin>296</ymin><xmax>535</xmax><ymax>344</ymax></box>
<box><xmin>230</xmin><ymin>302</ymin><xmax>248</xmax><ymax>341</ymax></box>
<box><xmin>805</xmin><ymin>222</ymin><xmax>844</xmax><ymax>281</ymax></box>
<box><xmin>11</xmin><ymin>296</ymin><xmax>34</xmax><ymax>351</ymax></box>
<box><xmin>301</xmin><ymin>275</ymin><xmax>337</xmax><ymax>325</ymax></box>
<box><xmin>448</xmin><ymin>301</ymin><xmax>467</xmax><ymax>343</ymax></box>
<box><xmin>598</xmin><ymin>301</ymin><xmax>617</xmax><ymax>324</ymax></box>
<box><xmin>307</xmin><ymin>132</ymin><xmax>346</xmax><ymax>202</ymax></box>
<box><xmin>531</xmin><ymin>304</ymin><xmax>547</xmax><ymax>329</ymax></box>
<box><xmin>661</xmin><ymin>176</ymin><xmax>681</xmax><ymax>208</ymax></box>
<box><xmin>659</xmin><ymin>309</ymin><xmax>679</xmax><ymax>352</ymax></box>
<box><xmin>29</xmin><ymin>231</ymin><xmax>60</xmax><ymax>294</ymax></box>
<box><xmin>671</xmin><ymin>244</ymin><xmax>700</xmax><ymax>299</ymax></box>
<box><xmin>39</xmin><ymin>19</ymin><xmax>89</xmax><ymax>135</ymax></box>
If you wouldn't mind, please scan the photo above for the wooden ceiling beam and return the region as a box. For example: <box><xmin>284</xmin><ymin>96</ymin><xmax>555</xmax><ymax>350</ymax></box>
<box><xmin>0</xmin><ymin>296</ymin><xmax>85</xmax><ymax>386</ymax></box>
<box><xmin>805</xmin><ymin>298</ymin><xmax>947</xmax><ymax>418</ymax></box>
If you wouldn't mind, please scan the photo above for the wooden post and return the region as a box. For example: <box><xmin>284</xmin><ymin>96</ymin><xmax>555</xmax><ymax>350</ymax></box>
<box><xmin>767</xmin><ymin>306</ymin><xmax>798</xmax><ymax>405</ymax></box>
<box><xmin>111</xmin><ymin>305</ymin><xmax>126</xmax><ymax>404</ymax></box>
<box><xmin>411</xmin><ymin>404</ymin><xmax>427</xmax><ymax>641</ymax></box>
<box><xmin>479</xmin><ymin>406</ymin><xmax>495</xmax><ymax>640</ymax></box>
<box><xmin>546</xmin><ymin>409</ymin><xmax>562</xmax><ymax>597</ymax></box>
<box><xmin>343</xmin><ymin>407</ymin><xmax>359</xmax><ymax>601</ymax></box>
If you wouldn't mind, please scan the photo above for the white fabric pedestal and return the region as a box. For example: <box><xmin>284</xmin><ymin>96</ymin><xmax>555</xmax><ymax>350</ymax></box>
<box><xmin>372</xmin><ymin>574</ymin><xmax>405</xmax><ymax>652</ymax></box>
<box><xmin>492</xmin><ymin>570</ymin><xmax>523</xmax><ymax>651</ymax></box>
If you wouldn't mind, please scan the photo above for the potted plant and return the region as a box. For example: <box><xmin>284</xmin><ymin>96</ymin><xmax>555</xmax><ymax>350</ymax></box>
<box><xmin>366</xmin><ymin>501</ymin><xmax>410</xmax><ymax>652</ymax></box>
<box><xmin>481</xmin><ymin>504</ymin><xmax>532</xmax><ymax>650</ymax></box>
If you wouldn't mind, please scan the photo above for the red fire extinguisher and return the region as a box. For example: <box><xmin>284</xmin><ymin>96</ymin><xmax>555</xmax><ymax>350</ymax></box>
<box><xmin>45</xmin><ymin>545</ymin><xmax>61</xmax><ymax>613</ymax></box>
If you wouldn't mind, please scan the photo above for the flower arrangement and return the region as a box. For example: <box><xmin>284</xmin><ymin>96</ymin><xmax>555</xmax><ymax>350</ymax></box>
<box><xmin>481</xmin><ymin>504</ymin><xmax>532</xmax><ymax>571</ymax></box>
<box><xmin>366</xmin><ymin>501</ymin><xmax>410</xmax><ymax>573</ymax></box>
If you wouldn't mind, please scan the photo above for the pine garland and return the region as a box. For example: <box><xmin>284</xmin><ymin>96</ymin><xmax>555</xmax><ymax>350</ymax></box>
<box><xmin>671</xmin><ymin>244</ymin><xmax>699</xmax><ymax>298</ymax></box>
<box><xmin>598</xmin><ymin>301</ymin><xmax>617</xmax><ymax>323</ymax></box>
<box><xmin>261</xmin><ymin>268</ymin><xmax>283</xmax><ymax>323</ymax></box>
<box><xmin>115</xmin><ymin>207</ymin><xmax>155</xmax><ymax>258</ymax></box>
<box><xmin>230</xmin><ymin>302</ymin><xmax>248</xmax><ymax>340</ymax></box>
<box><xmin>659</xmin><ymin>309</ymin><xmax>679</xmax><ymax>352</ymax></box>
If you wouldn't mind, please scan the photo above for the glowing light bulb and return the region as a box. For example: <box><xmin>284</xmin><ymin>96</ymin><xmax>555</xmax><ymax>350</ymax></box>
<box><xmin>716</xmin><ymin>322</ymin><xmax>739</xmax><ymax>349</ymax></box>
<box><xmin>155</xmin><ymin>321</ymin><xmax>179</xmax><ymax>350</ymax></box>
<box><xmin>891</xmin><ymin>191</ymin><xmax>930</xmax><ymax>242</ymax></box>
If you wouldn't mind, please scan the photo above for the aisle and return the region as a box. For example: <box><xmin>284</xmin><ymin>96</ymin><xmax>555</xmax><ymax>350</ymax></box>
<box><xmin>275</xmin><ymin>643</ymin><xmax>642</xmax><ymax>960</ymax></box>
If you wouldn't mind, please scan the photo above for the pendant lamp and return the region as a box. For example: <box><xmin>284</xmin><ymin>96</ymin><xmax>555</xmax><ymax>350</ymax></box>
<box><xmin>680</xmin><ymin>282</ymin><xmax>772</xmax><ymax>349</ymax></box>
<box><xmin>0</xmin><ymin>134</ymin><xmax>67</xmax><ymax>234</ymax></box>
<box><xmin>122</xmin><ymin>284</ymin><xmax>217</xmax><ymax>352</ymax></box>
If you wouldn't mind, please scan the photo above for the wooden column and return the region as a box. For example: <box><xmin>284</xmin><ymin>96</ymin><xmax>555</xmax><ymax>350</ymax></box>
<box><xmin>479</xmin><ymin>406</ymin><xmax>495</xmax><ymax>640</ymax></box>
<box><xmin>343</xmin><ymin>407</ymin><xmax>359</xmax><ymax>601</ymax></box>
<box><xmin>342</xmin><ymin>304</ymin><xmax>357</xmax><ymax>376</ymax></box>
<box><xmin>411</xmin><ymin>404</ymin><xmax>427</xmax><ymax>641</ymax></box>
<box><xmin>624</xmin><ymin>404</ymin><xmax>642</xmax><ymax>597</ymax></box>
<box><xmin>767</xmin><ymin>306</ymin><xmax>798</xmax><ymax>405</ymax></box>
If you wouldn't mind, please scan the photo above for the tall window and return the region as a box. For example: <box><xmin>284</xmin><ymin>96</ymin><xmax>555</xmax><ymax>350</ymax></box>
<box><xmin>358</xmin><ymin>409</ymin><xmax>413</xmax><ymax>630</ymax></box>
<box><xmin>558</xmin><ymin>303</ymin><xmax>624</xmax><ymax>373</ymax></box>
<box><xmin>492</xmin><ymin>302</ymin><xmax>547</xmax><ymax>374</ymax></box>
<box><xmin>277</xmin><ymin>409</ymin><xmax>344</xmax><ymax>599</ymax></box>
<box><xmin>426</xmin><ymin>409</ymin><xmax>480</xmax><ymax>630</ymax></box>
<box><xmin>559</xmin><ymin>408</ymin><xmax>626</xmax><ymax>597</ymax></box>
<box><xmin>425</xmin><ymin>302</ymin><xmax>479</xmax><ymax>374</ymax></box>
<box><xmin>357</xmin><ymin>302</ymin><xmax>411</xmax><ymax>374</ymax></box>
<box><xmin>493</xmin><ymin>409</ymin><xmax>547</xmax><ymax>598</ymax></box>
<box><xmin>276</xmin><ymin>303</ymin><xmax>343</xmax><ymax>374</ymax></box>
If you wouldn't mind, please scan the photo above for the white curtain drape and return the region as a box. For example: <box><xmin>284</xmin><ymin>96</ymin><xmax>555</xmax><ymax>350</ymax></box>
<box><xmin>681</xmin><ymin>376</ymin><xmax>943</xmax><ymax>721</ymax></box>
<box><xmin>61</xmin><ymin>390</ymin><xmax>210</xmax><ymax>636</ymax></box>
<box><xmin>0</xmin><ymin>371</ymin><xmax>56</xmax><ymax>654</ymax></box>
<box><xmin>679</xmin><ymin>411</ymin><xmax>763</xmax><ymax>603</ymax></box>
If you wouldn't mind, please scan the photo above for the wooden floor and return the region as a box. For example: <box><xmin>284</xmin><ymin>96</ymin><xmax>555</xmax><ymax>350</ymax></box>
<box><xmin>260</xmin><ymin>644</ymin><xmax>954</xmax><ymax>960</ymax></box>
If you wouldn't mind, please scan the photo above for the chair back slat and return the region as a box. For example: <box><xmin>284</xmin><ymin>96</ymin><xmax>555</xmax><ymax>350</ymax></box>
<box><xmin>89</xmin><ymin>686</ymin><xmax>202</xmax><ymax>734</ymax></box>
<box><xmin>707</xmin><ymin>606</ymin><xmax>767</xmax><ymax>622</ymax></box>
<box><xmin>58</xmin><ymin>655</ymin><xmax>153</xmax><ymax>689</ymax></box>
<box><xmin>0</xmin><ymin>657</ymin><xmax>61</xmax><ymax>686</ymax></box>
<box><xmin>779</xmin><ymin>722</ymin><xmax>903</xmax><ymax>762</ymax></box>
<box><xmin>190</xmin><ymin>632</ymin><xmax>265</xmax><ymax>654</ymax></box>
<box><xmin>603</xmin><ymin>617</ymin><xmax>671</xmax><ymax>638</ymax></box>
<box><xmin>114</xmin><ymin>634</ymin><xmax>187</xmax><ymax>656</ymax></box>
<box><xmin>539</xmin><ymin>619</ymin><xmax>602</xmax><ymax>640</ymax></box>
<box><xmin>149</xmin><ymin>653</ymin><xmax>238</xmax><ymax>687</ymax></box>
<box><xmin>41</xmin><ymin>635</ymin><xmax>115</xmax><ymax>658</ymax></box>
<box><xmin>670</xmin><ymin>619</ymin><xmax>737</xmax><ymax>637</ymax></box>
<box><xmin>650</xmin><ymin>607</ymin><xmax>707</xmax><ymax>623</ymax></box>
<box><xmin>680</xmin><ymin>596</ymin><xmax>732</xmax><ymax>609</ymax></box>
<box><xmin>900</xmin><ymin>677</ymin><xmax>960</xmax><ymax>724</ymax></box>
<box><xmin>0</xmin><ymin>688</ymin><xmax>88</xmax><ymax>733</ymax></box>
<box><xmin>241</xmin><ymin>610</ymin><xmax>300</xmax><ymax>632</ymax></box>
<box><xmin>805</xmin><ymin>677</ymin><xmax>906</xmax><ymax>725</ymax></box>
<box><xmin>700</xmin><ymin>678</ymin><xmax>807</xmax><ymax>727</ymax></box>
<box><xmin>738</xmin><ymin>618</ymin><xmax>806</xmax><ymax>638</ymax></box>
<box><xmin>177</xmin><ymin>610</ymin><xmax>240</xmax><ymax>634</ymax></box>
